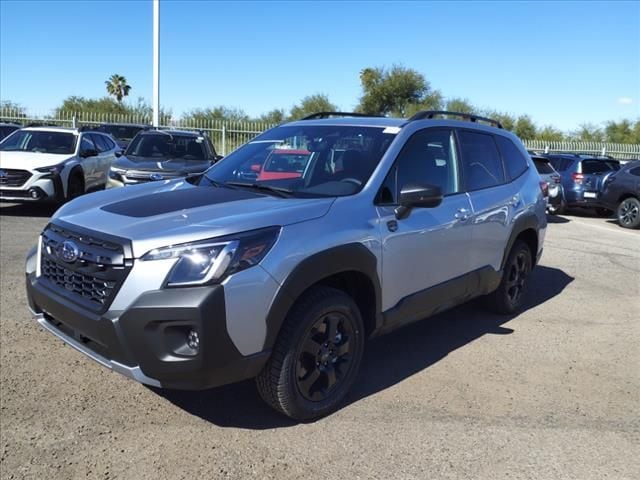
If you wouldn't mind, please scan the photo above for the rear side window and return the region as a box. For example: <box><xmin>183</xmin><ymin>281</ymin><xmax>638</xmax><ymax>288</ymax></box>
<box><xmin>90</xmin><ymin>134</ymin><xmax>108</xmax><ymax>152</ymax></box>
<box><xmin>458</xmin><ymin>130</ymin><xmax>505</xmax><ymax>191</ymax></box>
<box><xmin>534</xmin><ymin>159</ymin><xmax>555</xmax><ymax>174</ymax></box>
<box><xmin>629</xmin><ymin>166</ymin><xmax>640</xmax><ymax>177</ymax></box>
<box><xmin>582</xmin><ymin>160</ymin><xmax>613</xmax><ymax>174</ymax></box>
<box><xmin>495</xmin><ymin>135</ymin><xmax>528</xmax><ymax>180</ymax></box>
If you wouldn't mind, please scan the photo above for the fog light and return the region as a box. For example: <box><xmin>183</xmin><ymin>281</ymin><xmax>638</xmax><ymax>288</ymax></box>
<box><xmin>29</xmin><ymin>188</ymin><xmax>40</xmax><ymax>199</ymax></box>
<box><xmin>187</xmin><ymin>329</ymin><xmax>200</xmax><ymax>351</ymax></box>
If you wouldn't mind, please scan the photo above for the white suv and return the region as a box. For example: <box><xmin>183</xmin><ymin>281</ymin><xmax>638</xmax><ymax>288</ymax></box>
<box><xmin>0</xmin><ymin>126</ymin><xmax>119</xmax><ymax>203</ymax></box>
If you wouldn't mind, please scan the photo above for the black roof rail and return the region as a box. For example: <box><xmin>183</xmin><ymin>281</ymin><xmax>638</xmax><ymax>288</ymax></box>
<box><xmin>408</xmin><ymin>110</ymin><xmax>503</xmax><ymax>129</ymax></box>
<box><xmin>300</xmin><ymin>111</ymin><xmax>384</xmax><ymax>120</ymax></box>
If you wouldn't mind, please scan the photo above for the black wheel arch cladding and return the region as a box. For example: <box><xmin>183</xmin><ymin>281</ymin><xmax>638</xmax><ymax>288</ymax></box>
<box><xmin>262</xmin><ymin>243</ymin><xmax>382</xmax><ymax>350</ymax></box>
<box><xmin>502</xmin><ymin>212</ymin><xmax>540</xmax><ymax>270</ymax></box>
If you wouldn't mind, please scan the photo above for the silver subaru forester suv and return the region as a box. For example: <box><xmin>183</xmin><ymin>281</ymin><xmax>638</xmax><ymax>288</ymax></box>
<box><xmin>26</xmin><ymin>111</ymin><xmax>547</xmax><ymax>420</ymax></box>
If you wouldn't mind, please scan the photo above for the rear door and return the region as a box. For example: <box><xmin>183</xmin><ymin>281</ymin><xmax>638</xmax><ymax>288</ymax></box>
<box><xmin>458</xmin><ymin>130</ymin><xmax>522</xmax><ymax>272</ymax></box>
<box><xmin>89</xmin><ymin>133</ymin><xmax>116</xmax><ymax>185</ymax></box>
<box><xmin>377</xmin><ymin>127</ymin><xmax>473</xmax><ymax>311</ymax></box>
<box><xmin>581</xmin><ymin>159</ymin><xmax>618</xmax><ymax>197</ymax></box>
<box><xmin>78</xmin><ymin>134</ymin><xmax>99</xmax><ymax>188</ymax></box>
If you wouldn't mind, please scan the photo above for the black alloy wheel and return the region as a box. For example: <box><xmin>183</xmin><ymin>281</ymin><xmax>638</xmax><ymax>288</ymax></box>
<box><xmin>296</xmin><ymin>312</ymin><xmax>355</xmax><ymax>402</ymax></box>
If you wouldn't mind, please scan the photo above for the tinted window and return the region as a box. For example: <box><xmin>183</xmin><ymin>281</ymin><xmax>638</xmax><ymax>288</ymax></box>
<box><xmin>126</xmin><ymin>134</ymin><xmax>207</xmax><ymax>161</ymax></box>
<box><xmin>0</xmin><ymin>130</ymin><xmax>76</xmax><ymax>154</ymax></box>
<box><xmin>548</xmin><ymin>157</ymin><xmax>574</xmax><ymax>172</ymax></box>
<box><xmin>582</xmin><ymin>160</ymin><xmax>613</xmax><ymax>174</ymax></box>
<box><xmin>80</xmin><ymin>135</ymin><xmax>96</xmax><ymax>152</ymax></box>
<box><xmin>629</xmin><ymin>166</ymin><xmax>640</xmax><ymax>177</ymax></box>
<box><xmin>102</xmin><ymin>135</ymin><xmax>116</xmax><ymax>150</ymax></box>
<box><xmin>90</xmin><ymin>134</ymin><xmax>108</xmax><ymax>152</ymax></box>
<box><xmin>495</xmin><ymin>135</ymin><xmax>528</xmax><ymax>180</ymax></box>
<box><xmin>97</xmin><ymin>125</ymin><xmax>145</xmax><ymax>141</ymax></box>
<box><xmin>381</xmin><ymin>129</ymin><xmax>460</xmax><ymax>203</ymax></box>
<box><xmin>458</xmin><ymin>130</ymin><xmax>505</xmax><ymax>190</ymax></box>
<box><xmin>534</xmin><ymin>159</ymin><xmax>555</xmax><ymax>174</ymax></box>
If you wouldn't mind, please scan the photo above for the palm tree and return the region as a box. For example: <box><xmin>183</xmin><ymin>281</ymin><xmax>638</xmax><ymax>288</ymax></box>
<box><xmin>105</xmin><ymin>74</ymin><xmax>131</xmax><ymax>103</ymax></box>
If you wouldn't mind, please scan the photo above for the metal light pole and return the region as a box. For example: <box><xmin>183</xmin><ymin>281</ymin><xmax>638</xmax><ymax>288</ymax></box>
<box><xmin>152</xmin><ymin>0</ymin><xmax>160</xmax><ymax>127</ymax></box>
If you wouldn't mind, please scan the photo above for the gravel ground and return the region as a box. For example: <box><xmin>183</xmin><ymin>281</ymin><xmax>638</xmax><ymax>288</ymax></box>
<box><xmin>1</xmin><ymin>203</ymin><xmax>639</xmax><ymax>480</ymax></box>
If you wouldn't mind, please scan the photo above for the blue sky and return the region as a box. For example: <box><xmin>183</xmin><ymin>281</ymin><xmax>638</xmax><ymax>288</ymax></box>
<box><xmin>1</xmin><ymin>0</ymin><xmax>639</xmax><ymax>131</ymax></box>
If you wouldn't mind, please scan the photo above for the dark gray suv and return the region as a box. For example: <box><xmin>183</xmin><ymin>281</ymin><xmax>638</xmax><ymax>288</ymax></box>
<box><xmin>26</xmin><ymin>111</ymin><xmax>547</xmax><ymax>419</ymax></box>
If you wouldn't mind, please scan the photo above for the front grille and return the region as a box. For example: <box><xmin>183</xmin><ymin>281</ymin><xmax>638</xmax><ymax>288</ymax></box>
<box><xmin>40</xmin><ymin>224</ymin><xmax>131</xmax><ymax>312</ymax></box>
<box><xmin>0</xmin><ymin>169</ymin><xmax>32</xmax><ymax>187</ymax></box>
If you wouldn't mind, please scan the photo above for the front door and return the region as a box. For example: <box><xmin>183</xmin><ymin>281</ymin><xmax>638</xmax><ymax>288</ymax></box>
<box><xmin>377</xmin><ymin>128</ymin><xmax>473</xmax><ymax>314</ymax></box>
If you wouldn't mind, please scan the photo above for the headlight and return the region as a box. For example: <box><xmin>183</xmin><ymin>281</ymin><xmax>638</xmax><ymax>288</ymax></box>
<box><xmin>109</xmin><ymin>166</ymin><xmax>125</xmax><ymax>179</ymax></box>
<box><xmin>35</xmin><ymin>164</ymin><xmax>65</xmax><ymax>177</ymax></box>
<box><xmin>141</xmin><ymin>227</ymin><xmax>280</xmax><ymax>287</ymax></box>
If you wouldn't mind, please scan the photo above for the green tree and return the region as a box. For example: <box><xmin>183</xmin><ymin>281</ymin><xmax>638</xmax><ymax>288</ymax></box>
<box><xmin>537</xmin><ymin>125</ymin><xmax>565</xmax><ymax>141</ymax></box>
<box><xmin>445</xmin><ymin>98</ymin><xmax>475</xmax><ymax>114</ymax></box>
<box><xmin>572</xmin><ymin>123</ymin><xmax>604</xmax><ymax>142</ymax></box>
<box><xmin>288</xmin><ymin>94</ymin><xmax>337</xmax><ymax>120</ymax></box>
<box><xmin>259</xmin><ymin>108</ymin><xmax>286</xmax><ymax>124</ymax></box>
<box><xmin>357</xmin><ymin>65</ymin><xmax>441</xmax><ymax>117</ymax></box>
<box><xmin>104</xmin><ymin>74</ymin><xmax>131</xmax><ymax>103</ymax></box>
<box><xmin>514</xmin><ymin>115</ymin><xmax>537</xmax><ymax>140</ymax></box>
<box><xmin>604</xmin><ymin>119</ymin><xmax>636</xmax><ymax>143</ymax></box>
<box><xmin>182</xmin><ymin>106</ymin><xmax>250</xmax><ymax>125</ymax></box>
<box><xmin>56</xmin><ymin>96</ymin><xmax>127</xmax><ymax>115</ymax></box>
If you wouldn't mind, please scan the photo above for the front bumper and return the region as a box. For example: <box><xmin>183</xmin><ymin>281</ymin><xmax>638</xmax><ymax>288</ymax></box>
<box><xmin>27</xmin><ymin>273</ymin><xmax>270</xmax><ymax>390</ymax></box>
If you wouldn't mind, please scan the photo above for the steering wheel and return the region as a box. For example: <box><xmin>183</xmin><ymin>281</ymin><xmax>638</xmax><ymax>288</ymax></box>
<box><xmin>340</xmin><ymin>178</ymin><xmax>362</xmax><ymax>186</ymax></box>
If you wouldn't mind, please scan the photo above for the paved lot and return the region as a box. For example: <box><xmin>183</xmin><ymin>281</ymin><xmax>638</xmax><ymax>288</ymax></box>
<box><xmin>0</xmin><ymin>203</ymin><xmax>638</xmax><ymax>480</ymax></box>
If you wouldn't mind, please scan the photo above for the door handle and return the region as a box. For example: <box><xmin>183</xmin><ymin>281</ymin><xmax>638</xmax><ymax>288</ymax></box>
<box><xmin>454</xmin><ymin>208</ymin><xmax>470</xmax><ymax>221</ymax></box>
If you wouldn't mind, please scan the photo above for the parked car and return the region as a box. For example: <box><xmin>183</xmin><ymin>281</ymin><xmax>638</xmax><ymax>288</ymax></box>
<box><xmin>255</xmin><ymin>148</ymin><xmax>312</xmax><ymax>180</ymax></box>
<box><xmin>95</xmin><ymin>123</ymin><xmax>149</xmax><ymax>151</ymax></box>
<box><xmin>25</xmin><ymin>111</ymin><xmax>547</xmax><ymax>420</ymax></box>
<box><xmin>108</xmin><ymin>129</ymin><xmax>221</xmax><ymax>187</ymax></box>
<box><xmin>0</xmin><ymin>122</ymin><xmax>21</xmax><ymax>141</ymax></box>
<box><xmin>544</xmin><ymin>153</ymin><xmax>620</xmax><ymax>216</ymax></box>
<box><xmin>0</xmin><ymin>126</ymin><xmax>119</xmax><ymax>203</ymax></box>
<box><xmin>598</xmin><ymin>160</ymin><xmax>640</xmax><ymax>229</ymax></box>
<box><xmin>531</xmin><ymin>153</ymin><xmax>563</xmax><ymax>214</ymax></box>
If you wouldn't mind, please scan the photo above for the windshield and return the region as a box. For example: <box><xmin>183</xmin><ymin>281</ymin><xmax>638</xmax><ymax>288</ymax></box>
<box><xmin>125</xmin><ymin>133</ymin><xmax>207</xmax><ymax>161</ymax></box>
<box><xmin>202</xmin><ymin>125</ymin><xmax>397</xmax><ymax>197</ymax></box>
<box><xmin>0</xmin><ymin>130</ymin><xmax>76</xmax><ymax>154</ymax></box>
<box><xmin>98</xmin><ymin>125</ymin><xmax>145</xmax><ymax>141</ymax></box>
<box><xmin>0</xmin><ymin>126</ymin><xmax>20</xmax><ymax>141</ymax></box>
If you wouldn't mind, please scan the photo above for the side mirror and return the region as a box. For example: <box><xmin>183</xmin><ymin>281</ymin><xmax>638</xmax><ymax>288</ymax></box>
<box><xmin>395</xmin><ymin>184</ymin><xmax>443</xmax><ymax>219</ymax></box>
<box><xmin>215</xmin><ymin>154</ymin><xmax>224</xmax><ymax>162</ymax></box>
<box><xmin>80</xmin><ymin>148</ymin><xmax>98</xmax><ymax>158</ymax></box>
<box><xmin>115</xmin><ymin>150</ymin><xmax>123</xmax><ymax>158</ymax></box>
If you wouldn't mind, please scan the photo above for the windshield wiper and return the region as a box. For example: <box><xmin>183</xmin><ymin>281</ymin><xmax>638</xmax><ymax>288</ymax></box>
<box><xmin>224</xmin><ymin>181</ymin><xmax>294</xmax><ymax>198</ymax></box>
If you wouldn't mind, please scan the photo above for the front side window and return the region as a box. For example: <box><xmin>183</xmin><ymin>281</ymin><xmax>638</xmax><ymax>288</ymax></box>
<box><xmin>0</xmin><ymin>130</ymin><xmax>76</xmax><ymax>155</ymax></box>
<box><xmin>80</xmin><ymin>135</ymin><xmax>96</xmax><ymax>153</ymax></box>
<box><xmin>458</xmin><ymin>130</ymin><xmax>505</xmax><ymax>191</ymax></box>
<box><xmin>203</xmin><ymin>125</ymin><xmax>396</xmax><ymax>197</ymax></box>
<box><xmin>380</xmin><ymin>129</ymin><xmax>460</xmax><ymax>204</ymax></box>
<box><xmin>126</xmin><ymin>134</ymin><xmax>207</xmax><ymax>161</ymax></box>
<box><xmin>89</xmin><ymin>134</ymin><xmax>108</xmax><ymax>152</ymax></box>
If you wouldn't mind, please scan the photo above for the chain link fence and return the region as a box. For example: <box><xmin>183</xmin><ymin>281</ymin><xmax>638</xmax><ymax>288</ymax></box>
<box><xmin>1</xmin><ymin>108</ymin><xmax>638</xmax><ymax>159</ymax></box>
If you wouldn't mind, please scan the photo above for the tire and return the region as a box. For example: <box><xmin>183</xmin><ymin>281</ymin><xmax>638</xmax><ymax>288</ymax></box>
<box><xmin>66</xmin><ymin>170</ymin><xmax>85</xmax><ymax>201</ymax></box>
<box><xmin>595</xmin><ymin>207</ymin><xmax>612</xmax><ymax>218</ymax></box>
<box><xmin>484</xmin><ymin>240</ymin><xmax>532</xmax><ymax>315</ymax></box>
<box><xmin>617</xmin><ymin>197</ymin><xmax>640</xmax><ymax>229</ymax></box>
<box><xmin>256</xmin><ymin>286</ymin><xmax>365</xmax><ymax>420</ymax></box>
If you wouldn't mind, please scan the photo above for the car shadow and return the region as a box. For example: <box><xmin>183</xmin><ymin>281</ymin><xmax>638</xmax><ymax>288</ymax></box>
<box><xmin>154</xmin><ymin>265</ymin><xmax>574</xmax><ymax>429</ymax></box>
<box><xmin>0</xmin><ymin>202</ymin><xmax>58</xmax><ymax>218</ymax></box>
<box><xmin>546</xmin><ymin>214</ymin><xmax>570</xmax><ymax>224</ymax></box>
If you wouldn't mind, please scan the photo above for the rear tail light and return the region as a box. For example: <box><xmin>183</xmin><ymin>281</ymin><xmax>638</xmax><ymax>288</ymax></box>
<box><xmin>572</xmin><ymin>173</ymin><xmax>584</xmax><ymax>184</ymax></box>
<box><xmin>539</xmin><ymin>181</ymin><xmax>549</xmax><ymax>197</ymax></box>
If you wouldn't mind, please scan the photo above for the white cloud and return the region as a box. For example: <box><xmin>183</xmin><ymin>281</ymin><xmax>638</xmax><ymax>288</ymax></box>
<box><xmin>617</xmin><ymin>97</ymin><xmax>634</xmax><ymax>105</ymax></box>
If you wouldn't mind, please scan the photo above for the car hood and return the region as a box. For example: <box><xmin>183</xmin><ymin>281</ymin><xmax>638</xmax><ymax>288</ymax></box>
<box><xmin>0</xmin><ymin>151</ymin><xmax>74</xmax><ymax>171</ymax></box>
<box><xmin>52</xmin><ymin>179</ymin><xmax>335</xmax><ymax>257</ymax></box>
<box><xmin>114</xmin><ymin>156</ymin><xmax>211</xmax><ymax>175</ymax></box>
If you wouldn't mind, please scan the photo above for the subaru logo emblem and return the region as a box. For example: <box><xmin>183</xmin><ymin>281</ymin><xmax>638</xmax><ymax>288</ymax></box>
<box><xmin>0</xmin><ymin>170</ymin><xmax>7</xmax><ymax>179</ymax></box>
<box><xmin>150</xmin><ymin>173</ymin><xmax>164</xmax><ymax>181</ymax></box>
<box><xmin>59</xmin><ymin>240</ymin><xmax>79</xmax><ymax>263</ymax></box>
